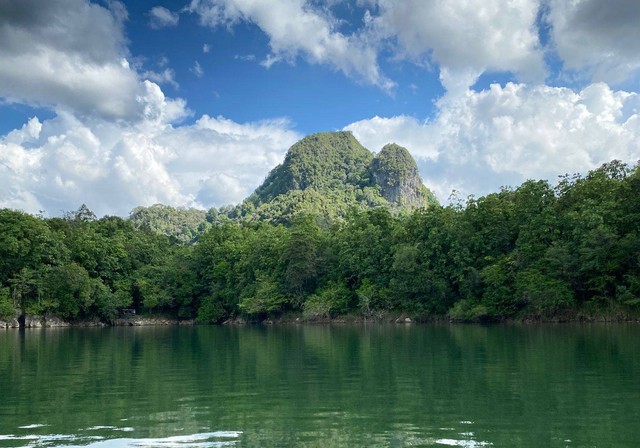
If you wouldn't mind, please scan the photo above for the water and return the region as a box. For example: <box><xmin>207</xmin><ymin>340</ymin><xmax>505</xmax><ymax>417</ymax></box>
<box><xmin>0</xmin><ymin>324</ymin><xmax>639</xmax><ymax>447</ymax></box>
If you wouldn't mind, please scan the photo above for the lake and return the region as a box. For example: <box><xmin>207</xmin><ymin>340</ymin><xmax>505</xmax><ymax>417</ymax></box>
<box><xmin>0</xmin><ymin>324</ymin><xmax>638</xmax><ymax>447</ymax></box>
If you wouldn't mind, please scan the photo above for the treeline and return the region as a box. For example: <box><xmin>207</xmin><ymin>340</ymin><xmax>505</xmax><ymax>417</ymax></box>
<box><xmin>1</xmin><ymin>161</ymin><xmax>639</xmax><ymax>323</ymax></box>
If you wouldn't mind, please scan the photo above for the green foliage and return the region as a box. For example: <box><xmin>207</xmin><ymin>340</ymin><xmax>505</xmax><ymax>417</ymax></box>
<box><xmin>129</xmin><ymin>204</ymin><xmax>209</xmax><ymax>243</ymax></box>
<box><xmin>43</xmin><ymin>263</ymin><xmax>93</xmax><ymax>320</ymax></box>
<box><xmin>239</xmin><ymin>273</ymin><xmax>286</xmax><ymax>317</ymax></box>
<box><xmin>91</xmin><ymin>281</ymin><xmax>127</xmax><ymax>321</ymax></box>
<box><xmin>0</xmin><ymin>287</ymin><xmax>16</xmax><ymax>321</ymax></box>
<box><xmin>225</xmin><ymin>131</ymin><xmax>437</xmax><ymax>224</ymax></box>
<box><xmin>371</xmin><ymin>143</ymin><xmax>438</xmax><ymax>210</ymax></box>
<box><xmin>303</xmin><ymin>281</ymin><xmax>351</xmax><ymax>319</ymax></box>
<box><xmin>515</xmin><ymin>269</ymin><xmax>573</xmax><ymax>318</ymax></box>
<box><xmin>0</xmin><ymin>159</ymin><xmax>639</xmax><ymax>324</ymax></box>
<box><xmin>196</xmin><ymin>297</ymin><xmax>226</xmax><ymax>323</ymax></box>
<box><xmin>254</xmin><ymin>131</ymin><xmax>373</xmax><ymax>201</ymax></box>
<box><xmin>448</xmin><ymin>299</ymin><xmax>489</xmax><ymax>322</ymax></box>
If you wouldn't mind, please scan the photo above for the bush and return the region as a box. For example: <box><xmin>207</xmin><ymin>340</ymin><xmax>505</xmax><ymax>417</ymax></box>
<box><xmin>303</xmin><ymin>282</ymin><xmax>351</xmax><ymax>319</ymax></box>
<box><xmin>197</xmin><ymin>298</ymin><xmax>226</xmax><ymax>323</ymax></box>
<box><xmin>515</xmin><ymin>269</ymin><xmax>573</xmax><ymax>318</ymax></box>
<box><xmin>448</xmin><ymin>299</ymin><xmax>489</xmax><ymax>322</ymax></box>
<box><xmin>0</xmin><ymin>287</ymin><xmax>16</xmax><ymax>321</ymax></box>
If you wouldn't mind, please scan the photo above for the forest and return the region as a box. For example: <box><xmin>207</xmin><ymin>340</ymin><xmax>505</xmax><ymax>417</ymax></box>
<box><xmin>1</xmin><ymin>160</ymin><xmax>639</xmax><ymax>324</ymax></box>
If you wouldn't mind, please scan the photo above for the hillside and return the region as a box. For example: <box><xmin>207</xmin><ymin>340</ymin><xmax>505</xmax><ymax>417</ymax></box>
<box><xmin>128</xmin><ymin>131</ymin><xmax>438</xmax><ymax>238</ymax></box>
<box><xmin>228</xmin><ymin>131</ymin><xmax>438</xmax><ymax>224</ymax></box>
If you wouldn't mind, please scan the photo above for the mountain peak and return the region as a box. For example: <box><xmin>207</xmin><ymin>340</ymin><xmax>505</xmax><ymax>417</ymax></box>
<box><xmin>234</xmin><ymin>132</ymin><xmax>437</xmax><ymax>223</ymax></box>
<box><xmin>372</xmin><ymin>143</ymin><xmax>437</xmax><ymax>210</ymax></box>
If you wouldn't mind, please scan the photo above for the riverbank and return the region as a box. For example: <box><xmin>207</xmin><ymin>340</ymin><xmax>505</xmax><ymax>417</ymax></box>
<box><xmin>2</xmin><ymin>310</ymin><xmax>639</xmax><ymax>329</ymax></box>
<box><xmin>0</xmin><ymin>315</ymin><xmax>195</xmax><ymax>329</ymax></box>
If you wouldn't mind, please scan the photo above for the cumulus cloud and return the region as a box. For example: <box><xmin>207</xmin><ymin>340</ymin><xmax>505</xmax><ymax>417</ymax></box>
<box><xmin>2</xmin><ymin>0</ymin><xmax>640</xmax><ymax>219</ymax></box>
<box><xmin>188</xmin><ymin>0</ymin><xmax>548</xmax><ymax>94</ymax></box>
<box><xmin>187</xmin><ymin>0</ymin><xmax>395</xmax><ymax>91</ymax></box>
<box><xmin>545</xmin><ymin>0</ymin><xmax>640</xmax><ymax>84</ymax></box>
<box><xmin>142</xmin><ymin>68</ymin><xmax>179</xmax><ymax>89</ymax></box>
<box><xmin>0</xmin><ymin>0</ymin><xmax>144</xmax><ymax>120</ymax></box>
<box><xmin>0</xmin><ymin>108</ymin><xmax>300</xmax><ymax>216</ymax></box>
<box><xmin>148</xmin><ymin>6</ymin><xmax>179</xmax><ymax>29</ymax></box>
<box><xmin>164</xmin><ymin>115</ymin><xmax>300</xmax><ymax>206</ymax></box>
<box><xmin>0</xmin><ymin>0</ymin><xmax>301</xmax><ymax>217</ymax></box>
<box><xmin>366</xmin><ymin>0</ymin><xmax>546</xmax><ymax>94</ymax></box>
<box><xmin>346</xmin><ymin>82</ymin><xmax>640</xmax><ymax>201</ymax></box>
<box><xmin>183</xmin><ymin>0</ymin><xmax>640</xmax><ymax>95</ymax></box>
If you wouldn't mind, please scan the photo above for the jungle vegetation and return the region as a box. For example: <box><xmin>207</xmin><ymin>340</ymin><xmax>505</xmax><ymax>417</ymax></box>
<box><xmin>1</xmin><ymin>132</ymin><xmax>638</xmax><ymax>323</ymax></box>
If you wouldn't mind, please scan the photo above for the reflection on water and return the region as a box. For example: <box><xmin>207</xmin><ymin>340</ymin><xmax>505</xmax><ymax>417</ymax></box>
<box><xmin>0</xmin><ymin>428</ymin><xmax>491</xmax><ymax>448</ymax></box>
<box><xmin>0</xmin><ymin>324</ymin><xmax>639</xmax><ymax>447</ymax></box>
<box><xmin>0</xmin><ymin>427</ymin><xmax>241</xmax><ymax>448</ymax></box>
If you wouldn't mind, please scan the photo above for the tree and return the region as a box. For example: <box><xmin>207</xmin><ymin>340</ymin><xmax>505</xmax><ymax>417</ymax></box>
<box><xmin>43</xmin><ymin>263</ymin><xmax>93</xmax><ymax>320</ymax></box>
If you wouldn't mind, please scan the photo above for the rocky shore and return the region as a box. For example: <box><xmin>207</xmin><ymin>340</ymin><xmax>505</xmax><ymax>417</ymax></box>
<box><xmin>0</xmin><ymin>315</ymin><xmax>194</xmax><ymax>329</ymax></box>
<box><xmin>0</xmin><ymin>315</ymin><xmax>73</xmax><ymax>329</ymax></box>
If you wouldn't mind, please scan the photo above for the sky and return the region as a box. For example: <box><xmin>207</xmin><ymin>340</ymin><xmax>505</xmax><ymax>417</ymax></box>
<box><xmin>0</xmin><ymin>0</ymin><xmax>639</xmax><ymax>217</ymax></box>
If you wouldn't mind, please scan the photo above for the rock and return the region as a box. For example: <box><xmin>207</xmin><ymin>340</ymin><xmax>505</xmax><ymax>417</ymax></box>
<box><xmin>395</xmin><ymin>316</ymin><xmax>413</xmax><ymax>324</ymax></box>
<box><xmin>371</xmin><ymin>143</ymin><xmax>438</xmax><ymax>211</ymax></box>
<box><xmin>44</xmin><ymin>316</ymin><xmax>70</xmax><ymax>327</ymax></box>
<box><xmin>24</xmin><ymin>315</ymin><xmax>44</xmax><ymax>328</ymax></box>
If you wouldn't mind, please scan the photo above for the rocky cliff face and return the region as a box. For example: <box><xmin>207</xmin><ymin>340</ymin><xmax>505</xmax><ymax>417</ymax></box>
<box><xmin>371</xmin><ymin>143</ymin><xmax>437</xmax><ymax>211</ymax></box>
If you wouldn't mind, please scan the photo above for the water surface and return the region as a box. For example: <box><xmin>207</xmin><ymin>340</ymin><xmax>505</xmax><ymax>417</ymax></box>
<box><xmin>0</xmin><ymin>324</ymin><xmax>638</xmax><ymax>446</ymax></box>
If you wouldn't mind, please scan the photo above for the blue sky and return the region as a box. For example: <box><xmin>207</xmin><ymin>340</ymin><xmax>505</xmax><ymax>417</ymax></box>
<box><xmin>1</xmin><ymin>0</ymin><xmax>639</xmax><ymax>216</ymax></box>
<box><xmin>121</xmin><ymin>0</ymin><xmax>447</xmax><ymax>134</ymax></box>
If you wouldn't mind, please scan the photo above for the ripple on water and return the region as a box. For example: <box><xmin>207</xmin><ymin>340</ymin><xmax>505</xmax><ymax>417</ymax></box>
<box><xmin>0</xmin><ymin>430</ymin><xmax>242</xmax><ymax>448</ymax></box>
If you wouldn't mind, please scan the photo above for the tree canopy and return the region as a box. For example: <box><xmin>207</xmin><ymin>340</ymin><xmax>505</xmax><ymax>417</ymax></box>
<box><xmin>1</xmin><ymin>160</ymin><xmax>639</xmax><ymax>324</ymax></box>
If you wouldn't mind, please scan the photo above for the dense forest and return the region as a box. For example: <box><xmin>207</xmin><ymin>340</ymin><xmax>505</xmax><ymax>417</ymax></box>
<box><xmin>1</xmin><ymin>160</ymin><xmax>639</xmax><ymax>324</ymax></box>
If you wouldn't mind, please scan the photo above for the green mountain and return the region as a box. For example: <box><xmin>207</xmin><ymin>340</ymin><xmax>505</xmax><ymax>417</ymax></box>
<box><xmin>129</xmin><ymin>132</ymin><xmax>438</xmax><ymax>238</ymax></box>
<box><xmin>229</xmin><ymin>131</ymin><xmax>438</xmax><ymax>224</ymax></box>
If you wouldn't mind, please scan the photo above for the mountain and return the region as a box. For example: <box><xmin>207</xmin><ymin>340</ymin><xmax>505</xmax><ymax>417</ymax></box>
<box><xmin>227</xmin><ymin>131</ymin><xmax>438</xmax><ymax>224</ymax></box>
<box><xmin>372</xmin><ymin>143</ymin><xmax>437</xmax><ymax>209</ymax></box>
<box><xmin>129</xmin><ymin>132</ymin><xmax>438</xmax><ymax>238</ymax></box>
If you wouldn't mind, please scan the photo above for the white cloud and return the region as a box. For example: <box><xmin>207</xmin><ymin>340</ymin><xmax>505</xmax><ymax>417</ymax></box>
<box><xmin>203</xmin><ymin>43</ymin><xmax>211</xmax><ymax>53</ymax></box>
<box><xmin>148</xmin><ymin>6</ymin><xmax>180</xmax><ymax>29</ymax></box>
<box><xmin>346</xmin><ymin>82</ymin><xmax>640</xmax><ymax>201</ymax></box>
<box><xmin>545</xmin><ymin>0</ymin><xmax>640</xmax><ymax>84</ymax></box>
<box><xmin>187</xmin><ymin>0</ymin><xmax>395</xmax><ymax>91</ymax></box>
<box><xmin>0</xmin><ymin>0</ymin><xmax>301</xmax><ymax>217</ymax></box>
<box><xmin>234</xmin><ymin>54</ymin><xmax>256</xmax><ymax>62</ymax></box>
<box><xmin>0</xmin><ymin>108</ymin><xmax>300</xmax><ymax>216</ymax></box>
<box><xmin>188</xmin><ymin>0</ymin><xmax>548</xmax><ymax>94</ymax></box>
<box><xmin>182</xmin><ymin>0</ymin><xmax>640</xmax><ymax>97</ymax></box>
<box><xmin>142</xmin><ymin>68</ymin><xmax>179</xmax><ymax>89</ymax></box>
<box><xmin>191</xmin><ymin>61</ymin><xmax>204</xmax><ymax>77</ymax></box>
<box><xmin>163</xmin><ymin>115</ymin><xmax>301</xmax><ymax>206</ymax></box>
<box><xmin>3</xmin><ymin>0</ymin><xmax>640</xmax><ymax>220</ymax></box>
<box><xmin>367</xmin><ymin>0</ymin><xmax>545</xmax><ymax>94</ymax></box>
<box><xmin>0</xmin><ymin>0</ymin><xmax>143</xmax><ymax>120</ymax></box>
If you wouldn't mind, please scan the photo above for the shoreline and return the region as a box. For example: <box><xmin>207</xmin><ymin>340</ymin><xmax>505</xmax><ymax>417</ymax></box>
<box><xmin>0</xmin><ymin>315</ymin><xmax>196</xmax><ymax>329</ymax></box>
<box><xmin>2</xmin><ymin>311</ymin><xmax>639</xmax><ymax>329</ymax></box>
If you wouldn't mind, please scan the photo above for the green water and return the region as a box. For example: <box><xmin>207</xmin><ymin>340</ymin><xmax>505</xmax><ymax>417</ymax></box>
<box><xmin>0</xmin><ymin>324</ymin><xmax>638</xmax><ymax>447</ymax></box>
